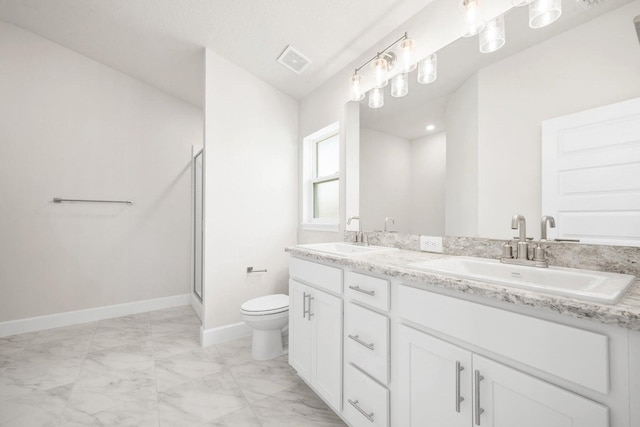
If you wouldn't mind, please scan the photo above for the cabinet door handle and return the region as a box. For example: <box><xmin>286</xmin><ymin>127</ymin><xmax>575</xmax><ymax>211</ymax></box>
<box><xmin>474</xmin><ymin>370</ymin><xmax>485</xmax><ymax>425</ymax></box>
<box><xmin>307</xmin><ymin>295</ymin><xmax>314</xmax><ymax>321</ymax></box>
<box><xmin>348</xmin><ymin>334</ymin><xmax>375</xmax><ymax>350</ymax></box>
<box><xmin>302</xmin><ymin>292</ymin><xmax>309</xmax><ymax>319</ymax></box>
<box><xmin>455</xmin><ymin>361</ymin><xmax>465</xmax><ymax>413</ymax></box>
<box><xmin>348</xmin><ymin>398</ymin><xmax>375</xmax><ymax>423</ymax></box>
<box><xmin>348</xmin><ymin>285</ymin><xmax>375</xmax><ymax>296</ymax></box>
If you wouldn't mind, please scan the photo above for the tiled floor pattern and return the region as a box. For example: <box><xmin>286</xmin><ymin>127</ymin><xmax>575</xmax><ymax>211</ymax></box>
<box><xmin>0</xmin><ymin>306</ymin><xmax>346</xmax><ymax>426</ymax></box>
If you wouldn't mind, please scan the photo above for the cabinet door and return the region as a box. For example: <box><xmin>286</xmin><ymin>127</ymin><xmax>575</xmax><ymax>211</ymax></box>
<box><xmin>398</xmin><ymin>325</ymin><xmax>472</xmax><ymax>427</ymax></box>
<box><xmin>473</xmin><ymin>355</ymin><xmax>609</xmax><ymax>427</ymax></box>
<box><xmin>288</xmin><ymin>279</ymin><xmax>312</xmax><ymax>381</ymax></box>
<box><xmin>312</xmin><ymin>288</ymin><xmax>343</xmax><ymax>411</ymax></box>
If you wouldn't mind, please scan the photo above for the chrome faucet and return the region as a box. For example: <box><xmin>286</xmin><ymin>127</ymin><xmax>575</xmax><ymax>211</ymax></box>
<box><xmin>501</xmin><ymin>214</ymin><xmax>549</xmax><ymax>268</ymax></box>
<box><xmin>347</xmin><ymin>216</ymin><xmax>367</xmax><ymax>245</ymax></box>
<box><xmin>511</xmin><ymin>214</ymin><xmax>528</xmax><ymax>260</ymax></box>
<box><xmin>541</xmin><ymin>215</ymin><xmax>556</xmax><ymax>241</ymax></box>
<box><xmin>384</xmin><ymin>217</ymin><xmax>395</xmax><ymax>232</ymax></box>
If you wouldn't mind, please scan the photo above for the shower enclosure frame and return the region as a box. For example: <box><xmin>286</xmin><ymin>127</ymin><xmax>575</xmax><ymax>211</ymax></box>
<box><xmin>192</xmin><ymin>146</ymin><xmax>204</xmax><ymax>305</ymax></box>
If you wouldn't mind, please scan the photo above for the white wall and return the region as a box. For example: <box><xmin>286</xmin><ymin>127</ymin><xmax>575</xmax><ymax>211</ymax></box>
<box><xmin>358</xmin><ymin>128</ymin><xmax>446</xmax><ymax>235</ymax></box>
<box><xmin>476</xmin><ymin>0</ymin><xmax>640</xmax><ymax>239</ymax></box>
<box><xmin>410</xmin><ymin>132</ymin><xmax>446</xmax><ymax>235</ymax></box>
<box><xmin>359</xmin><ymin>128</ymin><xmax>412</xmax><ymax>232</ymax></box>
<box><xmin>297</xmin><ymin>80</ymin><xmax>350</xmax><ymax>244</ymax></box>
<box><xmin>203</xmin><ymin>49</ymin><xmax>298</xmax><ymax>331</ymax></box>
<box><xmin>0</xmin><ymin>22</ymin><xmax>203</xmax><ymax>322</ymax></box>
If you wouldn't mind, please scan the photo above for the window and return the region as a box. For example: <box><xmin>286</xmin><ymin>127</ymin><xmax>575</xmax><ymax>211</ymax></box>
<box><xmin>303</xmin><ymin>122</ymin><xmax>340</xmax><ymax>230</ymax></box>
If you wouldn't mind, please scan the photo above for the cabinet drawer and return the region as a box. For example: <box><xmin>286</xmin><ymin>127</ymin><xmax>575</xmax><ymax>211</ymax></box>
<box><xmin>344</xmin><ymin>363</ymin><xmax>389</xmax><ymax>427</ymax></box>
<box><xmin>345</xmin><ymin>303</ymin><xmax>389</xmax><ymax>384</ymax></box>
<box><xmin>345</xmin><ymin>271</ymin><xmax>390</xmax><ymax>311</ymax></box>
<box><xmin>398</xmin><ymin>285</ymin><xmax>609</xmax><ymax>394</ymax></box>
<box><xmin>289</xmin><ymin>257</ymin><xmax>342</xmax><ymax>294</ymax></box>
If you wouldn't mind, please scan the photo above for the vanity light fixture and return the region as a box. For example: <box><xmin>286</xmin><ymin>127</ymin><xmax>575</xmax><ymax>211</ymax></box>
<box><xmin>417</xmin><ymin>53</ymin><xmax>437</xmax><ymax>84</ymax></box>
<box><xmin>350</xmin><ymin>73</ymin><xmax>365</xmax><ymax>102</ymax></box>
<box><xmin>399</xmin><ymin>38</ymin><xmax>417</xmax><ymax>72</ymax></box>
<box><xmin>391</xmin><ymin>73</ymin><xmax>409</xmax><ymax>97</ymax></box>
<box><xmin>529</xmin><ymin>0</ymin><xmax>562</xmax><ymax>28</ymax></box>
<box><xmin>369</xmin><ymin>87</ymin><xmax>384</xmax><ymax>108</ymax></box>
<box><xmin>349</xmin><ymin>32</ymin><xmax>416</xmax><ymax>108</ymax></box>
<box><xmin>479</xmin><ymin>15</ymin><xmax>506</xmax><ymax>53</ymax></box>
<box><xmin>461</xmin><ymin>0</ymin><xmax>486</xmax><ymax>37</ymax></box>
<box><xmin>372</xmin><ymin>54</ymin><xmax>392</xmax><ymax>88</ymax></box>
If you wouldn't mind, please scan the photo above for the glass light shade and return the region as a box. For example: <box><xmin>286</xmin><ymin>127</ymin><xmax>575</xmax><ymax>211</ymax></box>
<box><xmin>372</xmin><ymin>56</ymin><xmax>389</xmax><ymax>88</ymax></box>
<box><xmin>417</xmin><ymin>54</ymin><xmax>437</xmax><ymax>84</ymax></box>
<box><xmin>399</xmin><ymin>38</ymin><xmax>417</xmax><ymax>73</ymax></box>
<box><xmin>369</xmin><ymin>87</ymin><xmax>384</xmax><ymax>108</ymax></box>
<box><xmin>391</xmin><ymin>73</ymin><xmax>408</xmax><ymax>98</ymax></box>
<box><xmin>461</xmin><ymin>0</ymin><xmax>485</xmax><ymax>37</ymax></box>
<box><xmin>479</xmin><ymin>15</ymin><xmax>506</xmax><ymax>53</ymax></box>
<box><xmin>349</xmin><ymin>73</ymin><xmax>365</xmax><ymax>102</ymax></box>
<box><xmin>512</xmin><ymin>0</ymin><xmax>534</xmax><ymax>5</ymax></box>
<box><xmin>529</xmin><ymin>0</ymin><xmax>562</xmax><ymax>29</ymax></box>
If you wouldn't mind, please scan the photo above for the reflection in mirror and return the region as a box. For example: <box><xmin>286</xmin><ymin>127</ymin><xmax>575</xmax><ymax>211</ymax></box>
<box><xmin>355</xmin><ymin>0</ymin><xmax>640</xmax><ymax>243</ymax></box>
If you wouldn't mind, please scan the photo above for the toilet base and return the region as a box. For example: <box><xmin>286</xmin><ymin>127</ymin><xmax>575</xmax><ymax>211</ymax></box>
<box><xmin>251</xmin><ymin>328</ymin><xmax>284</xmax><ymax>361</ymax></box>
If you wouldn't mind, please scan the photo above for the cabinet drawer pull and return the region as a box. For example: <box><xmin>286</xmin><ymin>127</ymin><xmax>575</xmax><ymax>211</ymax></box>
<box><xmin>474</xmin><ymin>370</ymin><xmax>485</xmax><ymax>425</ymax></box>
<box><xmin>349</xmin><ymin>285</ymin><xmax>375</xmax><ymax>296</ymax></box>
<box><xmin>348</xmin><ymin>398</ymin><xmax>375</xmax><ymax>422</ymax></box>
<box><xmin>456</xmin><ymin>361</ymin><xmax>465</xmax><ymax>413</ymax></box>
<box><xmin>348</xmin><ymin>334</ymin><xmax>375</xmax><ymax>350</ymax></box>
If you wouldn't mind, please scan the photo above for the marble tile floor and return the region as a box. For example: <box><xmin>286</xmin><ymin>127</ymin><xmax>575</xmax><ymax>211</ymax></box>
<box><xmin>0</xmin><ymin>306</ymin><xmax>346</xmax><ymax>427</ymax></box>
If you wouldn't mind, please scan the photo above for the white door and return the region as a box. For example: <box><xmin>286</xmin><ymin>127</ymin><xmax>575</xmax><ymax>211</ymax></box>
<box><xmin>311</xmin><ymin>288</ymin><xmax>343</xmax><ymax>411</ymax></box>
<box><xmin>473</xmin><ymin>355</ymin><xmax>609</xmax><ymax>427</ymax></box>
<box><xmin>397</xmin><ymin>325</ymin><xmax>472</xmax><ymax>427</ymax></box>
<box><xmin>288</xmin><ymin>279</ymin><xmax>312</xmax><ymax>381</ymax></box>
<box><xmin>541</xmin><ymin>97</ymin><xmax>640</xmax><ymax>245</ymax></box>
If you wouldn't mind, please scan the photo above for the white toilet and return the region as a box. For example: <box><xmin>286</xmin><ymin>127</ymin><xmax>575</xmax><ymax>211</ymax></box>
<box><xmin>241</xmin><ymin>294</ymin><xmax>289</xmax><ymax>361</ymax></box>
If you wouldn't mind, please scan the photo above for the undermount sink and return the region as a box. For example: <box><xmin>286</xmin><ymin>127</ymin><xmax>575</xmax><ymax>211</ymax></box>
<box><xmin>296</xmin><ymin>242</ymin><xmax>399</xmax><ymax>257</ymax></box>
<box><xmin>408</xmin><ymin>256</ymin><xmax>636</xmax><ymax>304</ymax></box>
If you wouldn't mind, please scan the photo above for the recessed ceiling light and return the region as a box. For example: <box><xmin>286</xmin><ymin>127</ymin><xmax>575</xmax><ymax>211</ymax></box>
<box><xmin>426</xmin><ymin>124</ymin><xmax>436</xmax><ymax>131</ymax></box>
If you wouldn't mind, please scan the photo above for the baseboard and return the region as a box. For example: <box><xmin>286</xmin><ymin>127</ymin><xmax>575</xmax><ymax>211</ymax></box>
<box><xmin>0</xmin><ymin>294</ymin><xmax>191</xmax><ymax>338</ymax></box>
<box><xmin>201</xmin><ymin>321</ymin><xmax>252</xmax><ymax>347</ymax></box>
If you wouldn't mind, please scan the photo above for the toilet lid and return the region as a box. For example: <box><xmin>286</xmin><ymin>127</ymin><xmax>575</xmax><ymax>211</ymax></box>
<box><xmin>241</xmin><ymin>294</ymin><xmax>289</xmax><ymax>313</ymax></box>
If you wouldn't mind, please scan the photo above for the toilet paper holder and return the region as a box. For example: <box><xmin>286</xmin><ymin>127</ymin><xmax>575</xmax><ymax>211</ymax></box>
<box><xmin>247</xmin><ymin>267</ymin><xmax>267</xmax><ymax>273</ymax></box>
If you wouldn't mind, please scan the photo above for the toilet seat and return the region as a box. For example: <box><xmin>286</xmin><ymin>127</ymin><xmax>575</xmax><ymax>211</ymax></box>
<box><xmin>241</xmin><ymin>294</ymin><xmax>289</xmax><ymax>316</ymax></box>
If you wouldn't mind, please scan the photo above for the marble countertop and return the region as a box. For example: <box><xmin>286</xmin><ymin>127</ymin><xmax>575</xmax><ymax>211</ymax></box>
<box><xmin>285</xmin><ymin>246</ymin><xmax>640</xmax><ymax>331</ymax></box>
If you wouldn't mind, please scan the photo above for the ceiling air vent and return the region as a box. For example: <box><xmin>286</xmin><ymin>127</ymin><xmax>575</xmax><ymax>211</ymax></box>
<box><xmin>277</xmin><ymin>45</ymin><xmax>311</xmax><ymax>74</ymax></box>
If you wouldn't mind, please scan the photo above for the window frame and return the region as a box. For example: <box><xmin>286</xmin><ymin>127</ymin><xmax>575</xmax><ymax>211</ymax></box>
<box><xmin>302</xmin><ymin>122</ymin><xmax>340</xmax><ymax>231</ymax></box>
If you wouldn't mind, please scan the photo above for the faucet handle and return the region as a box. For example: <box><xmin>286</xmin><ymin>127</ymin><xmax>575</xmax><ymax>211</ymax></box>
<box><xmin>501</xmin><ymin>241</ymin><xmax>513</xmax><ymax>259</ymax></box>
<box><xmin>533</xmin><ymin>242</ymin><xmax>550</xmax><ymax>262</ymax></box>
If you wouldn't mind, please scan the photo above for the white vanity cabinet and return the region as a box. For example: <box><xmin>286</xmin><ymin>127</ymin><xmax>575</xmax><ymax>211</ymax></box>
<box><xmin>398</xmin><ymin>325</ymin><xmax>609</xmax><ymax>427</ymax></box>
<box><xmin>288</xmin><ymin>258</ymin><xmax>343</xmax><ymax>411</ymax></box>
<box><xmin>397</xmin><ymin>326</ymin><xmax>472</xmax><ymax>427</ymax></box>
<box><xmin>287</xmin><ymin>252</ymin><xmax>635</xmax><ymax>427</ymax></box>
<box><xmin>397</xmin><ymin>284</ymin><xmax>611</xmax><ymax>427</ymax></box>
<box><xmin>342</xmin><ymin>271</ymin><xmax>392</xmax><ymax>427</ymax></box>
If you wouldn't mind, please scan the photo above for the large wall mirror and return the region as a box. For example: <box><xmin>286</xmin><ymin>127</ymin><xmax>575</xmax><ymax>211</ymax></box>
<box><xmin>352</xmin><ymin>0</ymin><xmax>640</xmax><ymax>245</ymax></box>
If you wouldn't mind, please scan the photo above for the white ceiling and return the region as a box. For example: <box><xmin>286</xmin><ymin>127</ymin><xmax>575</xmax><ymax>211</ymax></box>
<box><xmin>0</xmin><ymin>0</ymin><xmax>434</xmax><ymax>107</ymax></box>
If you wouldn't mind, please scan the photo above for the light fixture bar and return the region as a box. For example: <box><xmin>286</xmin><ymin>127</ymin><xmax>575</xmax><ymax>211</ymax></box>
<box><xmin>354</xmin><ymin>32</ymin><xmax>410</xmax><ymax>74</ymax></box>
